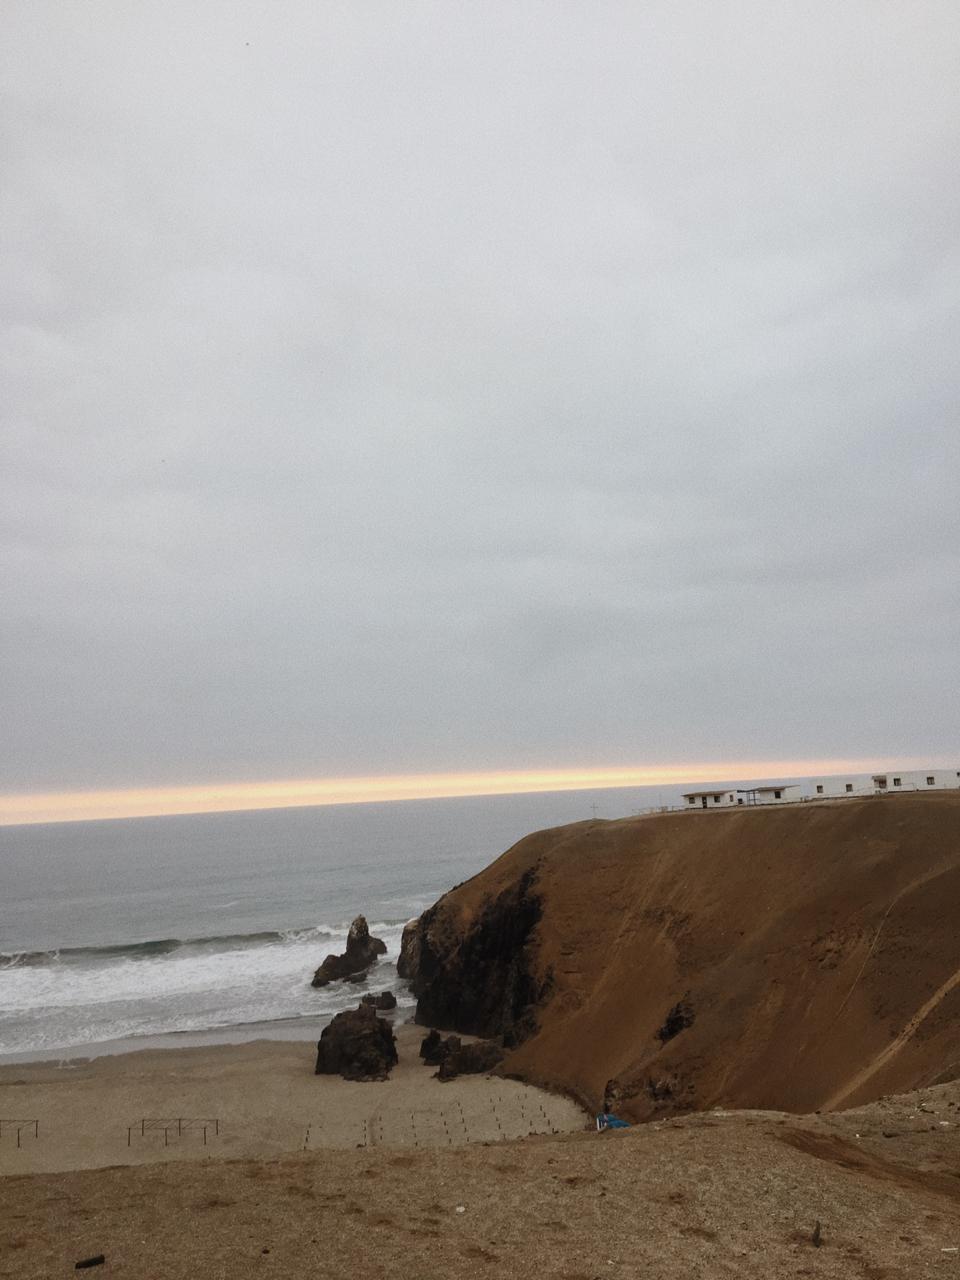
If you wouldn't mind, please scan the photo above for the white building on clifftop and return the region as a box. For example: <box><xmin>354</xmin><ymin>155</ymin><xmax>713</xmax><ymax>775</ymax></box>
<box><xmin>809</xmin><ymin>768</ymin><xmax>960</xmax><ymax>798</ymax></box>
<box><xmin>679</xmin><ymin>770</ymin><xmax>959</xmax><ymax>812</ymax></box>
<box><xmin>682</xmin><ymin>784</ymin><xmax>798</xmax><ymax>809</ymax></box>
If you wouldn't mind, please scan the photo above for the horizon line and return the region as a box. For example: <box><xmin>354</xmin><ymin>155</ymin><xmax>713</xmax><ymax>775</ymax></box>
<box><xmin>0</xmin><ymin>756</ymin><xmax>953</xmax><ymax>827</ymax></box>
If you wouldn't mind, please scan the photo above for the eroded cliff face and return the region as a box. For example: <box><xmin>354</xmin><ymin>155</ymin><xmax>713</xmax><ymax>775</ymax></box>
<box><xmin>402</xmin><ymin>867</ymin><xmax>550</xmax><ymax>1046</ymax></box>
<box><xmin>398</xmin><ymin>795</ymin><xmax>960</xmax><ymax>1122</ymax></box>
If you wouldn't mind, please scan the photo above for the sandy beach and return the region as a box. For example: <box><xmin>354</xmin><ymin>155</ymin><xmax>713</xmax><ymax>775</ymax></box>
<box><xmin>0</xmin><ymin>1025</ymin><xmax>587</xmax><ymax>1176</ymax></box>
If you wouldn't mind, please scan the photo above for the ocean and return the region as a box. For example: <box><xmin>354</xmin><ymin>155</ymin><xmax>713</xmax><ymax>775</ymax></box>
<box><xmin>0</xmin><ymin>784</ymin><xmax>697</xmax><ymax>1061</ymax></box>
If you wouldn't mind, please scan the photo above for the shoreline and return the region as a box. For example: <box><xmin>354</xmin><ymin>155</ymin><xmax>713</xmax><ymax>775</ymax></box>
<box><xmin>0</xmin><ymin>1003</ymin><xmax>417</xmax><ymax>1067</ymax></box>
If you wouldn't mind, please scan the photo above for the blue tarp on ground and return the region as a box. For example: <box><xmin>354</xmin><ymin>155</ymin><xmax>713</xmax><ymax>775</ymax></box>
<box><xmin>596</xmin><ymin>1113</ymin><xmax>630</xmax><ymax>1130</ymax></box>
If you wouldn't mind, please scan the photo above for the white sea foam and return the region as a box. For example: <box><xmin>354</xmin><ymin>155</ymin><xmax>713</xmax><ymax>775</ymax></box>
<box><xmin>0</xmin><ymin>921</ymin><xmax>409</xmax><ymax>1055</ymax></box>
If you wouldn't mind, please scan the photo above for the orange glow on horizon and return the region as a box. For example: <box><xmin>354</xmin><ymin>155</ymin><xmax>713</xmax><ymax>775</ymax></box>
<box><xmin>0</xmin><ymin>756</ymin><xmax>951</xmax><ymax>826</ymax></box>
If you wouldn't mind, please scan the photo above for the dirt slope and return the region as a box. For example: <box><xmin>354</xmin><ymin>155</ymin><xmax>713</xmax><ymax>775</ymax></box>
<box><xmin>5</xmin><ymin>1078</ymin><xmax>960</xmax><ymax>1279</ymax></box>
<box><xmin>405</xmin><ymin>794</ymin><xmax>960</xmax><ymax>1120</ymax></box>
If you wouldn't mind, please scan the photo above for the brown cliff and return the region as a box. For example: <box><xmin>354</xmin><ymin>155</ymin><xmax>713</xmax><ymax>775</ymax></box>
<box><xmin>400</xmin><ymin>793</ymin><xmax>960</xmax><ymax>1121</ymax></box>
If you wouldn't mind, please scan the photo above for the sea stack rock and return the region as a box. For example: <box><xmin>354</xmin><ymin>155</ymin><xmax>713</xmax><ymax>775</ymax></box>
<box><xmin>311</xmin><ymin>915</ymin><xmax>387</xmax><ymax>988</ymax></box>
<box><xmin>314</xmin><ymin>1005</ymin><xmax>398</xmax><ymax>1081</ymax></box>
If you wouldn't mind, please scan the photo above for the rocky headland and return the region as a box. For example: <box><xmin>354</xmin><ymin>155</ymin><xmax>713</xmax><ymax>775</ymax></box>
<box><xmin>398</xmin><ymin>792</ymin><xmax>960</xmax><ymax>1122</ymax></box>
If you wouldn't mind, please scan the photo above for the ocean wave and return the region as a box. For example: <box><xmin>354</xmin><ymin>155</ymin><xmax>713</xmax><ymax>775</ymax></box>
<box><xmin>0</xmin><ymin>920</ymin><xmax>408</xmax><ymax>970</ymax></box>
<box><xmin>0</xmin><ymin>944</ymin><xmax>415</xmax><ymax>1055</ymax></box>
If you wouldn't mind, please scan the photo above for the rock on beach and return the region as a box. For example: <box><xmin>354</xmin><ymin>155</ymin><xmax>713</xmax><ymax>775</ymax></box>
<box><xmin>314</xmin><ymin>1005</ymin><xmax>398</xmax><ymax>1081</ymax></box>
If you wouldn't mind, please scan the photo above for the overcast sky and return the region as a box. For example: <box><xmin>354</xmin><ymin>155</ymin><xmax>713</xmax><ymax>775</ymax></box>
<box><xmin>2</xmin><ymin>1</ymin><xmax>959</xmax><ymax>797</ymax></box>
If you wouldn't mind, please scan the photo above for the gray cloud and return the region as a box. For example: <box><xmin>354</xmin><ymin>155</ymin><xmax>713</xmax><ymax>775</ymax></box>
<box><xmin>2</xmin><ymin>1</ymin><xmax>959</xmax><ymax>791</ymax></box>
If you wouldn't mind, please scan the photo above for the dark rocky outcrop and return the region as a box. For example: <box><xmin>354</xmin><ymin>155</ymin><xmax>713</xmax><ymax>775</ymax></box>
<box><xmin>657</xmin><ymin>998</ymin><xmax>694</xmax><ymax>1043</ymax></box>
<box><xmin>311</xmin><ymin>916</ymin><xmax>387</xmax><ymax>988</ymax></box>
<box><xmin>436</xmin><ymin>1039</ymin><xmax>504</xmax><ymax>1081</ymax></box>
<box><xmin>419</xmin><ymin>1028</ymin><xmax>460</xmax><ymax>1066</ymax></box>
<box><xmin>361</xmin><ymin>990</ymin><xmax>397</xmax><ymax>1011</ymax></box>
<box><xmin>417</xmin><ymin>1027</ymin><xmax>504</xmax><ymax>1078</ymax></box>
<box><xmin>314</xmin><ymin>1005</ymin><xmax>398</xmax><ymax>1081</ymax></box>
<box><xmin>402</xmin><ymin>867</ymin><xmax>548</xmax><ymax>1046</ymax></box>
<box><xmin>397</xmin><ymin>918</ymin><xmax>422</xmax><ymax>979</ymax></box>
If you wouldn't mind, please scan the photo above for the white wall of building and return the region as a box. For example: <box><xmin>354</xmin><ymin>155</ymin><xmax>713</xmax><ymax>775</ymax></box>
<box><xmin>749</xmin><ymin>786</ymin><xmax>797</xmax><ymax>805</ymax></box>
<box><xmin>683</xmin><ymin>790</ymin><xmax>739</xmax><ymax>809</ymax></box>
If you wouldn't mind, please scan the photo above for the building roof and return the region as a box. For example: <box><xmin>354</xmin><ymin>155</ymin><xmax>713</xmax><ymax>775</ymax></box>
<box><xmin>681</xmin><ymin>789</ymin><xmax>731</xmax><ymax>798</ymax></box>
<box><xmin>737</xmin><ymin>784</ymin><xmax>798</xmax><ymax>794</ymax></box>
